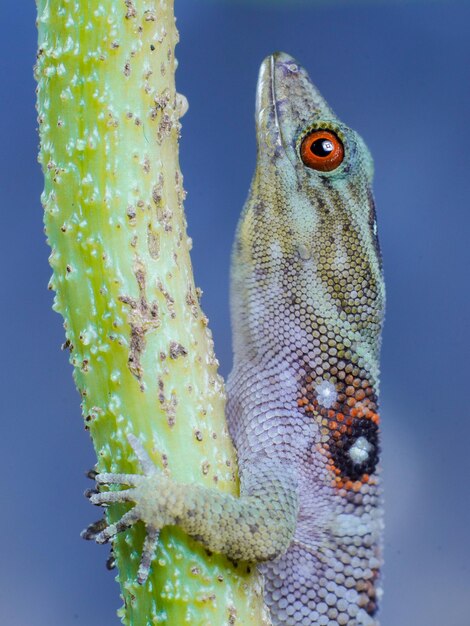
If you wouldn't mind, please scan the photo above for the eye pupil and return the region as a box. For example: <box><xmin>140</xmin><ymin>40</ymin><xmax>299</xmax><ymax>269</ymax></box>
<box><xmin>310</xmin><ymin>138</ymin><xmax>334</xmax><ymax>157</ymax></box>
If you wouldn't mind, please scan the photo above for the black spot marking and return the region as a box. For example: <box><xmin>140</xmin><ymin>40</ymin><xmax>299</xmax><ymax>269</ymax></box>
<box><xmin>331</xmin><ymin>419</ymin><xmax>379</xmax><ymax>481</ymax></box>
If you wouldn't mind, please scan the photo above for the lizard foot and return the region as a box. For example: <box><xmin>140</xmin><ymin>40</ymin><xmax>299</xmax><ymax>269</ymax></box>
<box><xmin>87</xmin><ymin>433</ymin><xmax>172</xmax><ymax>584</ymax></box>
<box><xmin>85</xmin><ymin>434</ymin><xmax>297</xmax><ymax>582</ymax></box>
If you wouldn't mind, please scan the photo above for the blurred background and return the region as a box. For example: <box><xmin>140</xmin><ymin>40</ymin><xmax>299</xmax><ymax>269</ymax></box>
<box><xmin>1</xmin><ymin>1</ymin><xmax>469</xmax><ymax>624</ymax></box>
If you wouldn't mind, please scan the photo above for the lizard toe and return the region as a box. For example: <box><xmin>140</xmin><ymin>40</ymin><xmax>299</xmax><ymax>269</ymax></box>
<box><xmin>137</xmin><ymin>525</ymin><xmax>159</xmax><ymax>584</ymax></box>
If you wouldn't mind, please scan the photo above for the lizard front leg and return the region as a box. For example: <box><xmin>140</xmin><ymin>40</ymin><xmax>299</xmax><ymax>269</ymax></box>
<box><xmin>87</xmin><ymin>434</ymin><xmax>299</xmax><ymax>583</ymax></box>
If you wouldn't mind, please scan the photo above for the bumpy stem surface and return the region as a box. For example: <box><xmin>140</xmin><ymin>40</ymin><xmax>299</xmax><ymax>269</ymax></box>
<box><xmin>35</xmin><ymin>1</ymin><xmax>267</xmax><ymax>623</ymax></box>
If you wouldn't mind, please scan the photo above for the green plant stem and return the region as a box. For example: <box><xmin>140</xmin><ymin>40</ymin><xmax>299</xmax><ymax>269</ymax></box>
<box><xmin>36</xmin><ymin>1</ymin><xmax>267</xmax><ymax>623</ymax></box>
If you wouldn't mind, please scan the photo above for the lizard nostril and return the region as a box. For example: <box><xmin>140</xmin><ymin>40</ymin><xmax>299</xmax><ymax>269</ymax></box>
<box><xmin>300</xmin><ymin>130</ymin><xmax>344</xmax><ymax>172</ymax></box>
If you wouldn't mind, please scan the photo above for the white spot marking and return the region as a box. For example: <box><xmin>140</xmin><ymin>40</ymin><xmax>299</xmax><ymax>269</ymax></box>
<box><xmin>315</xmin><ymin>380</ymin><xmax>338</xmax><ymax>409</ymax></box>
<box><xmin>269</xmin><ymin>241</ymin><xmax>283</xmax><ymax>261</ymax></box>
<box><xmin>297</xmin><ymin>243</ymin><xmax>311</xmax><ymax>260</ymax></box>
<box><xmin>348</xmin><ymin>436</ymin><xmax>372</xmax><ymax>464</ymax></box>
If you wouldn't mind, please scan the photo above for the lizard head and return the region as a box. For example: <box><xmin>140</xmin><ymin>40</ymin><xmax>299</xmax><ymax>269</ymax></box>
<box><xmin>232</xmin><ymin>52</ymin><xmax>385</xmax><ymax>381</ymax></box>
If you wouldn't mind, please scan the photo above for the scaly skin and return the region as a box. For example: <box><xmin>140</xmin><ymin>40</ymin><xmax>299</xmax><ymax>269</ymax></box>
<box><xmin>90</xmin><ymin>52</ymin><xmax>385</xmax><ymax>625</ymax></box>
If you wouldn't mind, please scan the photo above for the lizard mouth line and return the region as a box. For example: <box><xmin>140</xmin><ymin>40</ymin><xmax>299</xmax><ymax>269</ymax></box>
<box><xmin>255</xmin><ymin>53</ymin><xmax>283</xmax><ymax>154</ymax></box>
<box><xmin>269</xmin><ymin>54</ymin><xmax>282</xmax><ymax>145</ymax></box>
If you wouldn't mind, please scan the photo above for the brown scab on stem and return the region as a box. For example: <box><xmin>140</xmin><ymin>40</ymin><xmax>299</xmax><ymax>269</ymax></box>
<box><xmin>147</xmin><ymin>225</ymin><xmax>160</xmax><ymax>259</ymax></box>
<box><xmin>118</xmin><ymin>262</ymin><xmax>160</xmax><ymax>383</ymax></box>
<box><xmin>157</xmin><ymin>280</ymin><xmax>176</xmax><ymax>318</ymax></box>
<box><xmin>169</xmin><ymin>341</ymin><xmax>188</xmax><ymax>359</ymax></box>
<box><xmin>151</xmin><ymin>89</ymin><xmax>171</xmax><ymax>120</ymax></box>
<box><xmin>144</xmin><ymin>9</ymin><xmax>156</xmax><ymax>21</ymax></box>
<box><xmin>152</xmin><ymin>173</ymin><xmax>164</xmax><ymax>207</ymax></box>
<box><xmin>157</xmin><ymin>377</ymin><xmax>178</xmax><ymax>427</ymax></box>
<box><xmin>124</xmin><ymin>0</ymin><xmax>136</xmax><ymax>19</ymax></box>
<box><xmin>186</xmin><ymin>286</ymin><xmax>200</xmax><ymax>319</ymax></box>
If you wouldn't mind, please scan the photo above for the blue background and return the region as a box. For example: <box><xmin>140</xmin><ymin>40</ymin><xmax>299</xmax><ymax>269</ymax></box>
<box><xmin>1</xmin><ymin>1</ymin><xmax>469</xmax><ymax>624</ymax></box>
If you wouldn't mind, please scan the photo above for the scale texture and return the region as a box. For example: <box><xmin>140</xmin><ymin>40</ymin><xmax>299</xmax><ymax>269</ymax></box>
<box><xmin>90</xmin><ymin>52</ymin><xmax>385</xmax><ymax>625</ymax></box>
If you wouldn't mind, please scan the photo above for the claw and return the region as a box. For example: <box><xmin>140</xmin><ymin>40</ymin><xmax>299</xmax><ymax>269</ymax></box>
<box><xmin>95</xmin><ymin>508</ymin><xmax>140</xmax><ymax>544</ymax></box>
<box><xmin>81</xmin><ymin>517</ymin><xmax>107</xmax><ymax>540</ymax></box>
<box><xmin>106</xmin><ymin>550</ymin><xmax>116</xmax><ymax>570</ymax></box>
<box><xmin>137</xmin><ymin>526</ymin><xmax>159</xmax><ymax>584</ymax></box>
<box><xmin>90</xmin><ymin>488</ymin><xmax>137</xmax><ymax>506</ymax></box>
<box><xmin>86</xmin><ymin>467</ymin><xmax>98</xmax><ymax>480</ymax></box>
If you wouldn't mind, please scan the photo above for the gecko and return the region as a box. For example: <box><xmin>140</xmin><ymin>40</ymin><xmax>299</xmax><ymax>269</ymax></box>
<box><xmin>86</xmin><ymin>52</ymin><xmax>385</xmax><ymax>626</ymax></box>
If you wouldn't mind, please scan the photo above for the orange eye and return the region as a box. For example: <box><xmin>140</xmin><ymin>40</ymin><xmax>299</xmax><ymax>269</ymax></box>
<box><xmin>300</xmin><ymin>130</ymin><xmax>344</xmax><ymax>172</ymax></box>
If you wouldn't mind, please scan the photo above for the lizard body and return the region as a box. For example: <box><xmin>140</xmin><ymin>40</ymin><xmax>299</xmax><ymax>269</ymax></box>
<box><xmin>89</xmin><ymin>52</ymin><xmax>385</xmax><ymax>625</ymax></box>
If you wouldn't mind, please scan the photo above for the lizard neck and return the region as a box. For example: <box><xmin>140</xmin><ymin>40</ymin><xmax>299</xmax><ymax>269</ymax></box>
<box><xmin>230</xmin><ymin>164</ymin><xmax>384</xmax><ymax>390</ymax></box>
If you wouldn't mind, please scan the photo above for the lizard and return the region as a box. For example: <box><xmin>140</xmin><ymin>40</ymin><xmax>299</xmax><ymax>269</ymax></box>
<box><xmin>86</xmin><ymin>52</ymin><xmax>386</xmax><ymax>626</ymax></box>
